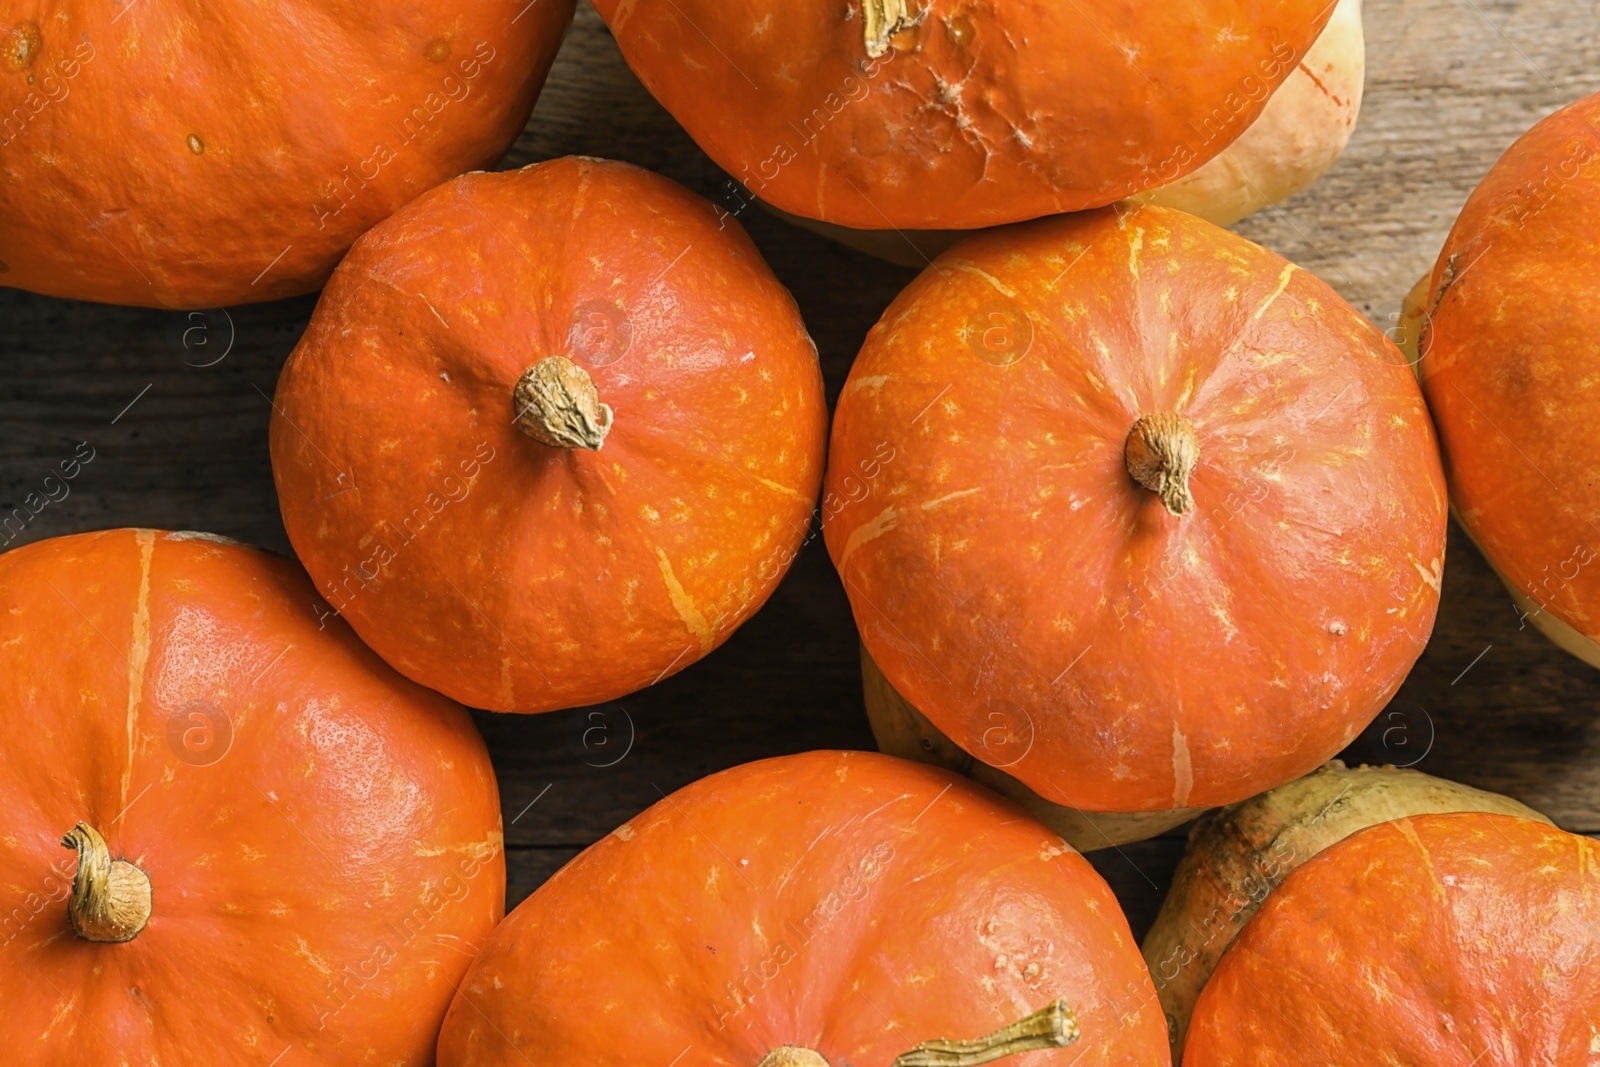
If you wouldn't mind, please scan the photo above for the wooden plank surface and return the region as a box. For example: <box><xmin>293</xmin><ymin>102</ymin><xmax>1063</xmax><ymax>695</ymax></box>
<box><xmin>2</xmin><ymin>0</ymin><xmax>1597</xmax><ymax>942</ymax></box>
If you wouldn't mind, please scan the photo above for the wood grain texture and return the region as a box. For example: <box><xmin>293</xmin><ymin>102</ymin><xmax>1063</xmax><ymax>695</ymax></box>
<box><xmin>1</xmin><ymin>0</ymin><xmax>1597</xmax><ymax>939</ymax></box>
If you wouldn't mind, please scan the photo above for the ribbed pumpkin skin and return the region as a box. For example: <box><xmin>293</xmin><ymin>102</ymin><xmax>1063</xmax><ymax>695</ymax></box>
<box><xmin>271</xmin><ymin>158</ymin><xmax>828</xmax><ymax>713</ymax></box>
<box><xmin>1184</xmin><ymin>814</ymin><xmax>1600</xmax><ymax>1065</ymax></box>
<box><xmin>0</xmin><ymin>0</ymin><xmax>573</xmax><ymax>307</ymax></box>
<box><xmin>0</xmin><ymin>529</ymin><xmax>503</xmax><ymax>1065</ymax></box>
<box><xmin>590</xmin><ymin>0</ymin><xmax>1334</xmax><ymax>230</ymax></box>
<box><xmin>1417</xmin><ymin>93</ymin><xmax>1600</xmax><ymax>640</ymax></box>
<box><xmin>437</xmin><ymin>751</ymin><xmax>1169</xmax><ymax>1067</ymax></box>
<box><xmin>825</xmin><ymin>206</ymin><xmax>1447</xmax><ymax>813</ymax></box>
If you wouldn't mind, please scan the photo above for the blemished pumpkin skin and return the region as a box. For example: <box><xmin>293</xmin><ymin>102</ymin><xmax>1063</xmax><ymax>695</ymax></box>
<box><xmin>436</xmin><ymin>750</ymin><xmax>1170</xmax><ymax>1067</ymax></box>
<box><xmin>766</xmin><ymin>0</ymin><xmax>1368</xmax><ymax>269</ymax></box>
<box><xmin>1407</xmin><ymin>92</ymin><xmax>1600</xmax><ymax>668</ymax></box>
<box><xmin>1183</xmin><ymin>812</ymin><xmax>1600</xmax><ymax>1066</ymax></box>
<box><xmin>824</xmin><ymin>204</ymin><xmax>1448</xmax><ymax>816</ymax></box>
<box><xmin>271</xmin><ymin>157</ymin><xmax>828</xmax><ymax>713</ymax></box>
<box><xmin>0</xmin><ymin>529</ymin><xmax>504</xmax><ymax>1065</ymax></box>
<box><xmin>0</xmin><ymin>0</ymin><xmax>574</xmax><ymax>308</ymax></box>
<box><xmin>589</xmin><ymin>0</ymin><xmax>1336</xmax><ymax>230</ymax></box>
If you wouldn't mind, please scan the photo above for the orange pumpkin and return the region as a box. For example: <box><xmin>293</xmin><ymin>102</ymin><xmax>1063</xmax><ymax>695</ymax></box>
<box><xmin>1141</xmin><ymin>762</ymin><xmax>1553</xmax><ymax>1058</ymax></box>
<box><xmin>271</xmin><ymin>157</ymin><xmax>828</xmax><ymax>713</ymax></box>
<box><xmin>1405</xmin><ymin>92</ymin><xmax>1600</xmax><ymax>667</ymax></box>
<box><xmin>0</xmin><ymin>529</ymin><xmax>503</xmax><ymax>1064</ymax></box>
<box><xmin>436</xmin><ymin>750</ymin><xmax>1169</xmax><ymax>1067</ymax></box>
<box><xmin>825</xmin><ymin>205</ymin><xmax>1447</xmax><ymax>825</ymax></box>
<box><xmin>766</xmin><ymin>0</ymin><xmax>1369</xmax><ymax>267</ymax></box>
<box><xmin>0</xmin><ymin>1</ymin><xmax>573</xmax><ymax>307</ymax></box>
<box><xmin>1180</xmin><ymin>803</ymin><xmax>1599</xmax><ymax>1063</ymax></box>
<box><xmin>590</xmin><ymin>0</ymin><xmax>1335</xmax><ymax>230</ymax></box>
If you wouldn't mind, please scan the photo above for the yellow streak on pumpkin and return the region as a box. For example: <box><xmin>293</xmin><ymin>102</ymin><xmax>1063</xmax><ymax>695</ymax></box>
<box><xmin>655</xmin><ymin>548</ymin><xmax>713</xmax><ymax>650</ymax></box>
<box><xmin>498</xmin><ymin>656</ymin><xmax>514</xmax><ymax>710</ymax></box>
<box><xmin>951</xmin><ymin>262</ymin><xmax>1017</xmax><ymax>298</ymax></box>
<box><xmin>1412</xmin><ymin>557</ymin><xmax>1444</xmax><ymax>593</ymax></box>
<box><xmin>921</xmin><ymin>488</ymin><xmax>981</xmax><ymax>511</ymax></box>
<box><xmin>1175</xmin><ymin>366</ymin><xmax>1200</xmax><ymax>409</ymax></box>
<box><xmin>418</xmin><ymin>293</ymin><xmax>450</xmax><ymax>330</ymax></box>
<box><xmin>836</xmin><ymin>505</ymin><xmax>900</xmax><ymax>569</ymax></box>
<box><xmin>414</xmin><ymin>829</ymin><xmax>503</xmax><ymax>858</ymax></box>
<box><xmin>848</xmin><ymin>374</ymin><xmax>893</xmax><ymax>395</ymax></box>
<box><xmin>1252</xmin><ymin>264</ymin><xmax>1299</xmax><ymax>321</ymax></box>
<box><xmin>295</xmin><ymin>937</ymin><xmax>336</xmax><ymax>977</ymax></box>
<box><xmin>1171</xmin><ymin>723</ymin><xmax>1194</xmax><ymax>807</ymax></box>
<box><xmin>123</xmin><ymin>530</ymin><xmax>156</xmax><ymax>811</ymax></box>
<box><xmin>1128</xmin><ymin>228</ymin><xmax>1144</xmax><ymax>280</ymax></box>
<box><xmin>1252</xmin><ymin>350</ymin><xmax>1297</xmax><ymax>368</ymax></box>
<box><xmin>754</xmin><ymin>475</ymin><xmax>810</xmax><ymax>503</ymax></box>
<box><xmin>1210</xmin><ymin>602</ymin><xmax>1239</xmax><ymax>642</ymax></box>
<box><xmin>41</xmin><ymin>992</ymin><xmax>79</xmax><ymax>1041</ymax></box>
<box><xmin>1396</xmin><ymin>817</ymin><xmax>1449</xmax><ymax>904</ymax></box>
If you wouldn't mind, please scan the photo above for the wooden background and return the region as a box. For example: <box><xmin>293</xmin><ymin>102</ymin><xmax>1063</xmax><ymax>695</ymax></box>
<box><xmin>3</xmin><ymin>0</ymin><xmax>1598</xmax><ymax>941</ymax></box>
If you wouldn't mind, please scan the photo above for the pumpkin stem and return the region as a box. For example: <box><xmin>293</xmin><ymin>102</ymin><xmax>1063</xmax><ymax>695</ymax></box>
<box><xmin>60</xmin><ymin>822</ymin><xmax>151</xmax><ymax>943</ymax></box>
<box><xmin>1125</xmin><ymin>413</ymin><xmax>1200</xmax><ymax>516</ymax></box>
<box><xmin>891</xmin><ymin>1000</ymin><xmax>1079</xmax><ymax>1067</ymax></box>
<box><xmin>756</xmin><ymin>1050</ymin><xmax>830</xmax><ymax>1067</ymax></box>
<box><xmin>863</xmin><ymin>0</ymin><xmax>910</xmax><ymax>57</ymax></box>
<box><xmin>513</xmin><ymin>356</ymin><xmax>614</xmax><ymax>450</ymax></box>
<box><xmin>754</xmin><ymin>1000</ymin><xmax>1077</xmax><ymax>1067</ymax></box>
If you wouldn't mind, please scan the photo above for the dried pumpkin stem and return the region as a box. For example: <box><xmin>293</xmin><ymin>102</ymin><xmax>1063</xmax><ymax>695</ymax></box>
<box><xmin>61</xmin><ymin>822</ymin><xmax>151</xmax><ymax>943</ymax></box>
<box><xmin>863</xmin><ymin>0</ymin><xmax>910</xmax><ymax>57</ymax></box>
<box><xmin>513</xmin><ymin>355</ymin><xmax>614</xmax><ymax>451</ymax></box>
<box><xmin>756</xmin><ymin>1000</ymin><xmax>1078</xmax><ymax>1067</ymax></box>
<box><xmin>1125</xmin><ymin>413</ymin><xmax>1200</xmax><ymax>516</ymax></box>
<box><xmin>756</xmin><ymin>1050</ymin><xmax>830</xmax><ymax>1067</ymax></box>
<box><xmin>891</xmin><ymin>999</ymin><xmax>1079</xmax><ymax>1067</ymax></box>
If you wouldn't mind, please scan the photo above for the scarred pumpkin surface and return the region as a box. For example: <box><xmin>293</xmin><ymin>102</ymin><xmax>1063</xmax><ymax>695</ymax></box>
<box><xmin>437</xmin><ymin>750</ymin><xmax>1170</xmax><ymax>1067</ymax></box>
<box><xmin>1184</xmin><ymin>814</ymin><xmax>1600</xmax><ymax>1065</ymax></box>
<box><xmin>590</xmin><ymin>0</ymin><xmax>1335</xmax><ymax>229</ymax></box>
<box><xmin>1413</xmin><ymin>92</ymin><xmax>1600</xmax><ymax>657</ymax></box>
<box><xmin>271</xmin><ymin>157</ymin><xmax>828</xmax><ymax>713</ymax></box>
<box><xmin>825</xmin><ymin>205</ymin><xmax>1447</xmax><ymax>814</ymax></box>
<box><xmin>0</xmin><ymin>0</ymin><xmax>573</xmax><ymax>307</ymax></box>
<box><xmin>0</xmin><ymin>529</ymin><xmax>504</xmax><ymax>1065</ymax></box>
<box><xmin>765</xmin><ymin>0</ymin><xmax>1368</xmax><ymax>266</ymax></box>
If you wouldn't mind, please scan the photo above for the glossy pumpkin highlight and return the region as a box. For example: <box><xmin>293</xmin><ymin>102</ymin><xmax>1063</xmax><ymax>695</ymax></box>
<box><xmin>0</xmin><ymin>529</ymin><xmax>503</xmax><ymax>1065</ymax></box>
